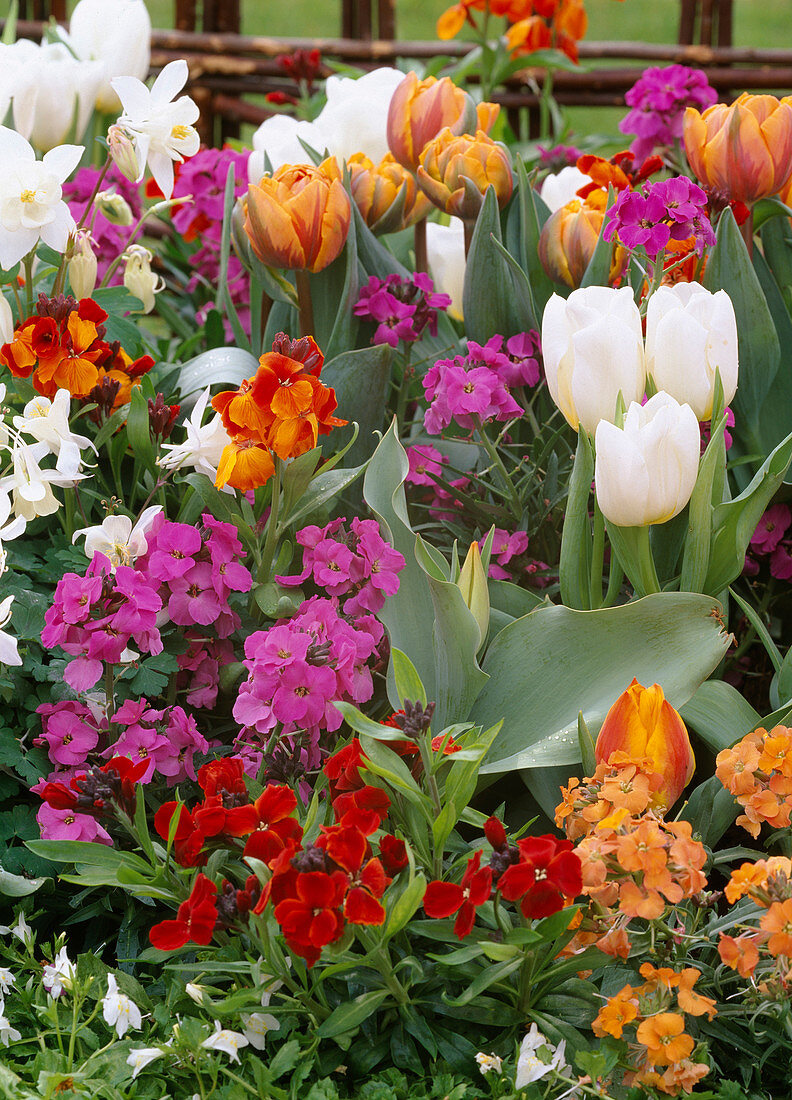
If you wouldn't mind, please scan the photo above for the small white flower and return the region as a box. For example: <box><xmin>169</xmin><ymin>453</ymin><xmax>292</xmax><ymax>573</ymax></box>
<box><xmin>159</xmin><ymin>387</ymin><xmax>232</xmax><ymax>486</ymax></box>
<box><xmin>0</xmin><ymin>443</ymin><xmax>60</xmax><ymax>522</ymax></box>
<box><xmin>200</xmin><ymin>1019</ymin><xmax>249</xmax><ymax>1063</ymax></box>
<box><xmin>0</xmin><ymin>1003</ymin><xmax>20</xmax><ymax>1047</ymax></box>
<box><xmin>126</xmin><ymin>1046</ymin><xmax>164</xmax><ymax>1078</ymax></box>
<box><xmin>122</xmin><ymin>243</ymin><xmax>164</xmax><ymax>313</ymax></box>
<box><xmin>0</xmin><ymin>596</ymin><xmax>21</xmax><ymax>667</ymax></box>
<box><xmin>515</xmin><ymin>1026</ymin><xmax>569</xmax><ymax>1089</ymax></box>
<box><xmin>185</xmin><ymin>982</ymin><xmax>208</xmax><ymax>1004</ymax></box>
<box><xmin>42</xmin><ymin>947</ymin><xmax>75</xmax><ymax>997</ymax></box>
<box><xmin>111</xmin><ymin>59</ymin><xmax>200</xmax><ymax>199</ymax></box>
<box><xmin>0</xmin><ymin>912</ymin><xmax>33</xmax><ymax>949</ymax></box>
<box><xmin>0</xmin><ymin>968</ymin><xmax>15</xmax><ymax>996</ymax></box>
<box><xmin>72</xmin><ymin>505</ymin><xmax>161</xmax><ymax>569</ymax></box>
<box><xmin>240</xmin><ymin>1010</ymin><xmax>280</xmax><ymax>1051</ymax></box>
<box><xmin>14</xmin><ymin>390</ymin><xmax>96</xmax><ymax>479</ymax></box>
<box><xmin>475</xmin><ymin>1052</ymin><xmax>503</xmax><ymax>1076</ymax></box>
<box><xmin>102</xmin><ymin>973</ymin><xmax>143</xmax><ymax>1038</ymax></box>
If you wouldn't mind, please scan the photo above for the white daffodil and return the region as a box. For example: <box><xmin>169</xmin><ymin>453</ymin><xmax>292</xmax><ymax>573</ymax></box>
<box><xmin>126</xmin><ymin>1046</ymin><xmax>164</xmax><ymax>1079</ymax></box>
<box><xmin>200</xmin><ymin>1019</ymin><xmax>249</xmax><ymax>1063</ymax></box>
<box><xmin>42</xmin><ymin>947</ymin><xmax>75</xmax><ymax>997</ymax></box>
<box><xmin>0</xmin><ymin>1002</ymin><xmax>20</xmax><ymax>1047</ymax></box>
<box><xmin>0</xmin><ymin>129</ymin><xmax>83</xmax><ymax>270</ymax></box>
<box><xmin>0</xmin><ymin>912</ymin><xmax>33</xmax><ymax>949</ymax></box>
<box><xmin>14</xmin><ymin>390</ymin><xmax>95</xmax><ymax>479</ymax></box>
<box><xmin>240</xmin><ymin>1011</ymin><xmax>280</xmax><ymax>1051</ymax></box>
<box><xmin>475</xmin><ymin>1052</ymin><xmax>503</xmax><ymax>1076</ymax></box>
<box><xmin>111</xmin><ymin>59</ymin><xmax>200</xmax><ymax>199</ymax></box>
<box><xmin>0</xmin><ymin>969</ymin><xmax>15</xmax><ymax>996</ymax></box>
<box><xmin>0</xmin><ymin>596</ymin><xmax>22</xmax><ymax>667</ymax></box>
<box><xmin>159</xmin><ymin>387</ymin><xmax>232</xmax><ymax>486</ymax></box>
<box><xmin>72</xmin><ymin>505</ymin><xmax>161</xmax><ymax>569</ymax></box>
<box><xmin>102</xmin><ymin>973</ymin><xmax>143</xmax><ymax>1038</ymax></box>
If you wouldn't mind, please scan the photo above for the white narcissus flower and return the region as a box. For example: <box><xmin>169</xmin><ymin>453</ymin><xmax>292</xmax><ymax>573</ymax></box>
<box><xmin>475</xmin><ymin>1052</ymin><xmax>503</xmax><ymax>1076</ymax></box>
<box><xmin>0</xmin><ymin>912</ymin><xmax>33</xmax><ymax>948</ymax></box>
<box><xmin>67</xmin><ymin>0</ymin><xmax>152</xmax><ymax>114</ymax></box>
<box><xmin>595</xmin><ymin>392</ymin><xmax>701</xmax><ymax>527</ymax></box>
<box><xmin>111</xmin><ymin>59</ymin><xmax>200</xmax><ymax>199</ymax></box>
<box><xmin>13</xmin><ymin>390</ymin><xmax>96</xmax><ymax>479</ymax></box>
<box><xmin>426</xmin><ymin>217</ymin><xmax>465</xmax><ymax>322</ymax></box>
<box><xmin>0</xmin><ymin>596</ymin><xmax>22</xmax><ymax>667</ymax></box>
<box><xmin>538</xmin><ymin>165</ymin><xmax>589</xmax><ymax>212</ymax></box>
<box><xmin>126</xmin><ymin>1046</ymin><xmax>164</xmax><ymax>1079</ymax></box>
<box><xmin>200</xmin><ymin>1020</ymin><xmax>249</xmax><ymax>1063</ymax></box>
<box><xmin>315</xmin><ymin>67</ymin><xmax>405</xmax><ymax>164</ymax></box>
<box><xmin>102</xmin><ymin>973</ymin><xmax>143</xmax><ymax>1038</ymax></box>
<box><xmin>247</xmin><ymin>115</ymin><xmax>324</xmax><ymax>184</ymax></box>
<box><xmin>42</xmin><ymin>947</ymin><xmax>75</xmax><ymax>997</ymax></box>
<box><xmin>158</xmin><ymin>387</ymin><xmax>232</xmax><ymax>487</ymax></box>
<box><xmin>645</xmin><ymin>281</ymin><xmax>739</xmax><ymax>421</ymax></box>
<box><xmin>0</xmin><ymin>130</ymin><xmax>83</xmax><ymax>270</ymax></box>
<box><xmin>240</xmin><ymin>1010</ymin><xmax>280</xmax><ymax>1051</ymax></box>
<box><xmin>542</xmin><ymin>285</ymin><xmax>646</xmax><ymax>435</ymax></box>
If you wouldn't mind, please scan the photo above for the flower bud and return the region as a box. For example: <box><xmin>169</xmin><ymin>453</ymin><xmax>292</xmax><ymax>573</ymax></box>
<box><xmin>594</xmin><ymin>392</ymin><xmax>700</xmax><ymax>527</ymax></box>
<box><xmin>417</xmin><ymin>128</ymin><xmax>513</xmax><ymax>222</ymax></box>
<box><xmin>96</xmin><ymin>189</ymin><xmax>134</xmax><ymax>227</ymax></box>
<box><xmin>348</xmin><ymin>152</ymin><xmax>431</xmax><ymax>234</ymax></box>
<box><xmin>123</xmin><ymin>245</ymin><xmax>164</xmax><ymax>314</ymax></box>
<box><xmin>456</xmin><ymin>541</ymin><xmax>489</xmax><ymax>650</ymax></box>
<box><xmin>683</xmin><ymin>93</ymin><xmax>792</xmax><ymax>205</ymax></box>
<box><xmin>595</xmin><ymin>678</ymin><xmax>696</xmax><ymax>809</ymax></box>
<box><xmin>245</xmin><ymin>158</ymin><xmax>351</xmax><ymax>273</ymax></box>
<box><xmin>539</xmin><ymin>199</ymin><xmax>627</xmax><ymax>289</ymax></box>
<box><xmin>387</xmin><ymin>72</ymin><xmax>495</xmax><ymax>173</ymax></box>
<box><xmin>541</xmin><ymin>286</ymin><xmax>645</xmax><ymax>434</ymax></box>
<box><xmin>107</xmin><ymin>123</ymin><xmax>141</xmax><ymax>183</ymax></box>
<box><xmin>68</xmin><ymin>232</ymin><xmax>98</xmax><ymax>299</ymax></box>
<box><xmin>230</xmin><ymin>195</ymin><xmax>254</xmax><ymax>267</ymax></box>
<box><xmin>645</xmin><ymin>282</ymin><xmax>738</xmax><ymax>421</ymax></box>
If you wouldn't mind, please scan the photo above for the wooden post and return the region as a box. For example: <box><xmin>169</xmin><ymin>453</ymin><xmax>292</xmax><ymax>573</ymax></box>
<box><xmin>717</xmin><ymin>0</ymin><xmax>734</xmax><ymax>47</ymax></box>
<box><xmin>175</xmin><ymin>0</ymin><xmax>198</xmax><ymax>33</ymax></box>
<box><xmin>378</xmin><ymin>0</ymin><xmax>396</xmax><ymax>39</ymax></box>
<box><xmin>678</xmin><ymin>0</ymin><xmax>697</xmax><ymax>45</ymax></box>
<box><xmin>700</xmin><ymin>0</ymin><xmax>714</xmax><ymax>46</ymax></box>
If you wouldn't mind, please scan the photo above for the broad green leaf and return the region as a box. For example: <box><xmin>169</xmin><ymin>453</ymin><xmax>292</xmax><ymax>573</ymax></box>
<box><xmin>284</xmin><ymin>461</ymin><xmax>368</xmax><ymax>529</ymax></box>
<box><xmin>391</xmin><ymin>648</ymin><xmax>427</xmax><ymax>708</ymax></box>
<box><xmin>319</xmin><ymin>344</ymin><xmax>392</xmax><ymax>465</ymax></box>
<box><xmin>680</xmin><ymin>679</ymin><xmax>762</xmax><ymax>753</ymax></box>
<box><xmin>126</xmin><ymin>386</ymin><xmax>155</xmax><ymax>471</ymax></box>
<box><xmin>678</xmin><ymin>775</ymin><xmax>739</xmax><ymax>847</ymax></box>
<box><xmin>0</xmin><ymin>869</ymin><xmax>46</xmax><ymax>897</ymax></box>
<box><xmin>316</xmin><ymin>990</ymin><xmax>390</xmax><ymax>1038</ymax></box>
<box><xmin>385</xmin><ymin>872</ymin><xmax>427</xmax><ymax>937</ymax></box>
<box><xmin>176</xmin><ymin>347</ymin><xmax>259</xmax><ymax>404</ymax></box>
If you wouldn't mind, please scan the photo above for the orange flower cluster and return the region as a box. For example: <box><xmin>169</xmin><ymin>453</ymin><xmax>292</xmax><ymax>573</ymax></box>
<box><xmin>0</xmin><ymin>295</ymin><xmax>153</xmax><ymax>405</ymax></box>
<box><xmin>718</xmin><ymin>857</ymin><xmax>792</xmax><ymax>984</ymax></box>
<box><xmin>556</xmin><ymin>751</ymin><xmax>666</xmax><ymax>841</ymax></box>
<box><xmin>715</xmin><ymin>724</ymin><xmax>792</xmax><ymax>838</ymax></box>
<box><xmin>593</xmin><ymin>965</ymin><xmax>715</xmax><ymax>1096</ymax></box>
<box><xmin>211</xmin><ymin>334</ymin><xmax>346</xmax><ymax>492</ymax></box>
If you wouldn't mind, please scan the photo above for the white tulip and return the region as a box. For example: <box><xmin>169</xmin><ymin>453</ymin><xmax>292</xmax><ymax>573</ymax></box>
<box><xmin>542</xmin><ymin>286</ymin><xmax>645</xmax><ymax>434</ymax></box>
<box><xmin>0</xmin><ymin>129</ymin><xmax>83</xmax><ymax>270</ymax></box>
<box><xmin>426</xmin><ymin>217</ymin><xmax>465</xmax><ymax>321</ymax></box>
<box><xmin>247</xmin><ymin>115</ymin><xmax>324</xmax><ymax>184</ymax></box>
<box><xmin>7</xmin><ymin>41</ymin><xmax>104</xmax><ymax>153</ymax></box>
<box><xmin>538</xmin><ymin>165</ymin><xmax>589</xmax><ymax>213</ymax></box>
<box><xmin>67</xmin><ymin>0</ymin><xmax>152</xmax><ymax>113</ymax></box>
<box><xmin>594</xmin><ymin>391</ymin><xmax>701</xmax><ymax>527</ymax></box>
<box><xmin>645</xmin><ymin>281</ymin><xmax>738</xmax><ymax>421</ymax></box>
<box><xmin>314</xmin><ymin>67</ymin><xmax>405</xmax><ymax>164</ymax></box>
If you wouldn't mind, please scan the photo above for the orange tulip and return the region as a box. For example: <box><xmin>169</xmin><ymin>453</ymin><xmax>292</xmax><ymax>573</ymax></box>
<box><xmin>595</xmin><ymin>679</ymin><xmax>695</xmax><ymax>810</ymax></box>
<box><xmin>417</xmin><ymin>128</ymin><xmax>513</xmax><ymax>221</ymax></box>
<box><xmin>683</xmin><ymin>93</ymin><xmax>792</xmax><ymax>205</ymax></box>
<box><xmin>538</xmin><ymin>199</ymin><xmax>626</xmax><ymax>289</ymax></box>
<box><xmin>348</xmin><ymin>153</ymin><xmax>432</xmax><ymax>234</ymax></box>
<box><xmin>386</xmin><ymin>71</ymin><xmax>498</xmax><ymax>173</ymax></box>
<box><xmin>245</xmin><ymin>158</ymin><xmax>351</xmax><ymax>273</ymax></box>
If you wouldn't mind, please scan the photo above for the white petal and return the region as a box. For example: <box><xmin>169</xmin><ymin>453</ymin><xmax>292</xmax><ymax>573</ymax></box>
<box><xmin>42</xmin><ymin>144</ymin><xmax>85</xmax><ymax>182</ymax></box>
<box><xmin>149</xmin><ymin>59</ymin><xmax>188</xmax><ymax>106</ymax></box>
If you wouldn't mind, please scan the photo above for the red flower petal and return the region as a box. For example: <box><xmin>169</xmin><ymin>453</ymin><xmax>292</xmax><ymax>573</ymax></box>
<box><xmin>423</xmin><ymin>880</ymin><xmax>464</xmax><ymax>918</ymax></box>
<box><xmin>345</xmin><ymin>886</ymin><xmax>386</xmax><ymax>925</ymax></box>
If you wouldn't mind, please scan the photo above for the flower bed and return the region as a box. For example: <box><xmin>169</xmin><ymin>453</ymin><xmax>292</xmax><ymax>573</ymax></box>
<box><xmin>0</xmin><ymin>2</ymin><xmax>791</xmax><ymax>1098</ymax></box>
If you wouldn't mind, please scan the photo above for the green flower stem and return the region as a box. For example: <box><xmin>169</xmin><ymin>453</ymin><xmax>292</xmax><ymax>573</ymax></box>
<box><xmin>639</xmin><ymin>247</ymin><xmax>666</xmax><ymax>316</ymax></box>
<box><xmin>473</xmin><ymin>416</ymin><xmax>522</xmax><ymax>521</ymax></box>
<box><xmin>258</xmin><ymin>457</ymin><xmax>283</xmax><ymax>584</ymax></box>
<box><xmin>602</xmin><ymin>555</ymin><xmax>624</xmax><ymax>608</ymax></box>
<box><xmin>589</xmin><ymin>500</ymin><xmax>605</xmax><ymax>609</ymax></box>
<box><xmin>23</xmin><ymin>253</ymin><xmax>34</xmax><ymax>314</ymax></box>
<box><xmin>105</xmin><ymin>663</ymin><xmax>116</xmax><ymax>727</ymax></box>
<box><xmin>295</xmin><ymin>269</ymin><xmax>315</xmax><ymax>338</ymax></box>
<box><xmin>539</xmin><ymin>68</ymin><xmax>555</xmax><ymax>143</ymax></box>
<box><xmin>634</xmin><ymin>524</ymin><xmax>661</xmax><ymax>595</ymax></box>
<box><xmin>220</xmin><ymin>1069</ymin><xmax>268</xmax><ymax>1096</ymax></box>
<box><xmin>357</xmin><ymin>932</ymin><xmax>410</xmax><ymax>1006</ymax></box>
<box><xmin>394</xmin><ymin>346</ymin><xmax>414</xmax><ymax>431</ymax></box>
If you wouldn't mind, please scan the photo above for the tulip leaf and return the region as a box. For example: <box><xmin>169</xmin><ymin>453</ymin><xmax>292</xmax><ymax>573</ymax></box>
<box><xmin>559</xmin><ymin>429</ymin><xmax>594</xmax><ymax>609</ymax></box>
<box><xmin>471</xmin><ymin>592</ymin><xmax>731</xmax><ymax>775</ymax></box>
<box><xmin>676</xmin><ymin>775</ymin><xmax>739</xmax><ymax>848</ymax></box>
<box><xmin>580</xmin><ymin>187</ymin><xmax>616</xmax><ymax>289</ymax></box>
<box><xmin>680</xmin><ymin>678</ymin><xmax>762</xmax><ymax>753</ymax></box>
<box><xmin>703</xmin><ymin>208</ymin><xmax>780</xmax><ymax>452</ymax></box>
<box><xmin>310</xmin><ymin>201</ymin><xmax>359</xmax><ymax>360</ymax></box>
<box><xmin>505</xmin><ymin>159</ymin><xmax>556</xmax><ymax>315</ymax></box>
<box><xmin>319</xmin><ymin>344</ymin><xmax>392</xmax><ymax>465</ymax></box>
<box><xmin>176</xmin><ymin>347</ymin><xmax>259</xmax><ymax>406</ymax></box>
<box><xmin>352</xmin><ymin>203</ymin><xmax>410</xmax><ymax>281</ymax></box>
<box><xmin>751</xmin><ymin>240</ymin><xmax>792</xmax><ymax>459</ymax></box>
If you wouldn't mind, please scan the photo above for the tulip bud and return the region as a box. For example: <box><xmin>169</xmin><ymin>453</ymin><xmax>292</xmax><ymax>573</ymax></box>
<box><xmin>539</xmin><ymin>199</ymin><xmax>627</xmax><ymax>289</ymax></box>
<box><xmin>348</xmin><ymin>152</ymin><xmax>431</xmax><ymax>234</ymax></box>
<box><xmin>417</xmin><ymin>128</ymin><xmax>513</xmax><ymax>222</ymax></box>
<box><xmin>122</xmin><ymin>244</ymin><xmax>163</xmax><ymax>314</ymax></box>
<box><xmin>595</xmin><ymin>678</ymin><xmax>696</xmax><ymax>809</ymax></box>
<box><xmin>245</xmin><ymin>158</ymin><xmax>351</xmax><ymax>274</ymax></box>
<box><xmin>387</xmin><ymin>72</ymin><xmax>496</xmax><ymax>173</ymax></box>
<box><xmin>456</xmin><ymin>541</ymin><xmax>489</xmax><ymax>650</ymax></box>
<box><xmin>68</xmin><ymin>232</ymin><xmax>98</xmax><ymax>300</ymax></box>
<box><xmin>683</xmin><ymin>93</ymin><xmax>792</xmax><ymax>205</ymax></box>
<box><xmin>96</xmin><ymin>189</ymin><xmax>134</xmax><ymax>227</ymax></box>
<box><xmin>107</xmin><ymin>123</ymin><xmax>140</xmax><ymax>182</ymax></box>
<box><xmin>645</xmin><ymin>282</ymin><xmax>738</xmax><ymax>421</ymax></box>
<box><xmin>541</xmin><ymin>286</ymin><xmax>645</xmax><ymax>434</ymax></box>
<box><xmin>594</xmin><ymin>392</ymin><xmax>700</xmax><ymax>527</ymax></box>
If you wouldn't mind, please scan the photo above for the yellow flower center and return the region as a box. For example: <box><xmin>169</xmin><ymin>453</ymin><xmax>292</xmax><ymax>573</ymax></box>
<box><xmin>171</xmin><ymin>124</ymin><xmax>191</xmax><ymax>140</ymax></box>
<box><xmin>20</xmin><ymin>189</ymin><xmax>36</xmax><ymax>203</ymax></box>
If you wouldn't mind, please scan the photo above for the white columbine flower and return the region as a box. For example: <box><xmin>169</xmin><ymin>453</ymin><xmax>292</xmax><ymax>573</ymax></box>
<box><xmin>102</xmin><ymin>973</ymin><xmax>143</xmax><ymax>1038</ymax></box>
<box><xmin>240</xmin><ymin>1011</ymin><xmax>280</xmax><ymax>1051</ymax></box>
<box><xmin>200</xmin><ymin>1019</ymin><xmax>249</xmax><ymax>1063</ymax></box>
<box><xmin>111</xmin><ymin>59</ymin><xmax>200</xmax><ymax>199</ymax></box>
<box><xmin>126</xmin><ymin>1046</ymin><xmax>164</xmax><ymax>1079</ymax></box>
<box><xmin>0</xmin><ymin>1001</ymin><xmax>20</xmax><ymax>1047</ymax></box>
<box><xmin>0</xmin><ymin>596</ymin><xmax>21</xmax><ymax>667</ymax></box>
<box><xmin>0</xmin><ymin>443</ymin><xmax>60</xmax><ymax>522</ymax></box>
<box><xmin>72</xmin><ymin>505</ymin><xmax>161</xmax><ymax>569</ymax></box>
<box><xmin>42</xmin><ymin>947</ymin><xmax>75</xmax><ymax>997</ymax></box>
<box><xmin>0</xmin><ymin>969</ymin><xmax>15</xmax><ymax>996</ymax></box>
<box><xmin>159</xmin><ymin>387</ymin><xmax>232</xmax><ymax>486</ymax></box>
<box><xmin>515</xmin><ymin>1026</ymin><xmax>569</xmax><ymax>1089</ymax></box>
<box><xmin>13</xmin><ymin>390</ymin><xmax>96</xmax><ymax>480</ymax></box>
<box><xmin>0</xmin><ymin>129</ymin><xmax>83</xmax><ymax>270</ymax></box>
<box><xmin>0</xmin><ymin>912</ymin><xmax>33</xmax><ymax>949</ymax></box>
<box><xmin>475</xmin><ymin>1052</ymin><xmax>503</xmax><ymax>1076</ymax></box>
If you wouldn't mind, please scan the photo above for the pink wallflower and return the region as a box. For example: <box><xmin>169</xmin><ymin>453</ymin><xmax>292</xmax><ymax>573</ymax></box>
<box><xmin>423</xmin><ymin>341</ymin><xmax>523</xmax><ymax>435</ymax></box>
<box><xmin>481</xmin><ymin>528</ymin><xmax>530</xmax><ymax>580</ymax></box>
<box><xmin>177</xmin><ymin>634</ymin><xmax>236</xmax><ymax>708</ymax></box>
<box><xmin>406</xmin><ymin>444</ymin><xmax>448</xmax><ymax>487</ymax></box>
<box><xmin>620</xmin><ymin>65</ymin><xmax>718</xmax><ymax>161</ymax></box>
<box><xmin>604</xmin><ymin>177</ymin><xmax>715</xmax><ymax>259</ymax></box>
<box><xmin>37</xmin><ymin>803</ymin><xmax>112</xmax><ymax>844</ymax></box>
<box><xmin>751</xmin><ymin>504</ymin><xmax>792</xmax><ymax>555</ymax></box>
<box><xmin>538</xmin><ymin>143</ymin><xmax>583</xmax><ymax>172</ymax></box>
<box><xmin>354</xmin><ymin>273</ymin><xmax>451</xmax><ymax>347</ymax></box>
<box><xmin>35</xmin><ymin>701</ymin><xmax>103</xmax><ymax>767</ymax></box>
<box><xmin>770</xmin><ymin>543</ymin><xmax>792</xmax><ymax>581</ymax></box>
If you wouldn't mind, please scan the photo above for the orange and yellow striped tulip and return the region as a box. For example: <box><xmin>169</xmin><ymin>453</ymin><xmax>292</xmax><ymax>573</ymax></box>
<box><xmin>595</xmin><ymin>679</ymin><xmax>695</xmax><ymax>810</ymax></box>
<box><xmin>348</xmin><ymin>152</ymin><xmax>432</xmax><ymax>234</ymax></box>
<box><xmin>683</xmin><ymin>93</ymin><xmax>792</xmax><ymax>205</ymax></box>
<box><xmin>539</xmin><ymin>199</ymin><xmax>627</xmax><ymax>289</ymax></box>
<box><xmin>417</xmin><ymin>128</ymin><xmax>513</xmax><ymax>222</ymax></box>
<box><xmin>245</xmin><ymin>158</ymin><xmax>351</xmax><ymax>273</ymax></box>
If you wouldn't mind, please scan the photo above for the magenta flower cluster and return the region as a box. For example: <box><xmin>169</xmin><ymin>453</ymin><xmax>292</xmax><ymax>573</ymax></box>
<box><xmin>422</xmin><ymin>334</ymin><xmax>538</xmax><ymax>435</ymax></box>
<box><xmin>538</xmin><ymin>143</ymin><xmax>583</xmax><ymax>172</ymax></box>
<box><xmin>483</xmin><ymin>528</ymin><xmax>530</xmax><ymax>581</ymax></box>
<box><xmin>619</xmin><ymin>64</ymin><xmax>718</xmax><ymax>161</ymax></box>
<box><xmin>277</xmin><ymin>518</ymin><xmax>405</xmax><ymax>615</ymax></box>
<box><xmin>233</xmin><ymin>596</ymin><xmax>384</xmax><ymax>768</ymax></box>
<box><xmin>603</xmin><ymin>177</ymin><xmax>715</xmax><ymax>260</ymax></box>
<box><xmin>746</xmin><ymin>504</ymin><xmax>792</xmax><ymax>581</ymax></box>
<box><xmin>353</xmin><ymin>272</ymin><xmax>452</xmax><ymax>348</ymax></box>
<box><xmin>63</xmin><ymin>164</ymin><xmax>143</xmax><ymax>283</ymax></box>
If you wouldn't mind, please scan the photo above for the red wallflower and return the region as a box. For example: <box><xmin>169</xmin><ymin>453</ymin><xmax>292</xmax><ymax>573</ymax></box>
<box><xmin>197</xmin><ymin>757</ymin><xmax>249</xmax><ymax>799</ymax></box>
<box><xmin>379</xmin><ymin>835</ymin><xmax>409</xmax><ymax>876</ymax></box>
<box><xmin>234</xmin><ymin>784</ymin><xmax>304</xmax><ymax>862</ymax></box>
<box><xmin>273</xmin><ymin>870</ymin><xmax>348</xmax><ymax>966</ymax></box>
<box><xmin>332</xmin><ymin>785</ymin><xmax>390</xmax><ymax>832</ymax></box>
<box><xmin>324</xmin><ymin>739</ymin><xmax>368</xmax><ymax>796</ymax></box>
<box><xmin>498</xmin><ymin>835</ymin><xmax>582</xmax><ymax>919</ymax></box>
<box><xmin>149</xmin><ymin>873</ymin><xmax>218</xmax><ymax>951</ymax></box>
<box><xmin>154</xmin><ymin>801</ymin><xmax>207</xmax><ymax>867</ymax></box>
<box><xmin>424</xmin><ymin>850</ymin><xmax>493</xmax><ymax>939</ymax></box>
<box><xmin>318</xmin><ymin>823</ymin><xmax>390</xmax><ymax>926</ymax></box>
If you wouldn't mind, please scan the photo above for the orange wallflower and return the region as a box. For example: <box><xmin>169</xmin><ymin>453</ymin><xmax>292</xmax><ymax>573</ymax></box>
<box><xmin>592</xmin><ymin>985</ymin><xmax>638</xmax><ymax>1038</ymax></box>
<box><xmin>718</xmin><ymin>727</ymin><xmax>792</xmax><ymax>838</ymax></box>
<box><xmin>760</xmin><ymin>899</ymin><xmax>792</xmax><ymax>957</ymax></box>
<box><xmin>661</xmin><ymin>1061</ymin><xmax>711</xmax><ymax>1093</ymax></box>
<box><xmin>675</xmin><ymin>969</ymin><xmax>717</xmax><ymax>1019</ymax></box>
<box><xmin>215</xmin><ymin>441</ymin><xmax>276</xmax><ymax>492</ymax></box>
<box><xmin>718</xmin><ymin>933</ymin><xmax>760</xmax><ymax>978</ymax></box>
<box><xmin>758</xmin><ymin>729</ymin><xmax>792</xmax><ymax>777</ymax></box>
<box><xmin>715</xmin><ymin>735</ymin><xmax>760</xmax><ymax>796</ymax></box>
<box><xmin>636</xmin><ymin>1012</ymin><xmax>694</xmax><ymax>1067</ymax></box>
